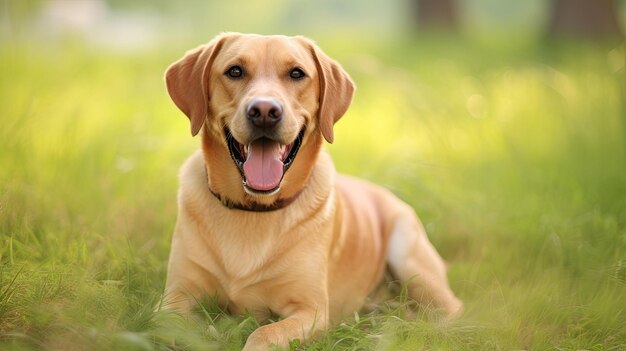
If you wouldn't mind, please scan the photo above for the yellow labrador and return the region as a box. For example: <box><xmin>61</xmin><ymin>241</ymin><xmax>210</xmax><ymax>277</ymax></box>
<box><xmin>163</xmin><ymin>33</ymin><xmax>463</xmax><ymax>350</ymax></box>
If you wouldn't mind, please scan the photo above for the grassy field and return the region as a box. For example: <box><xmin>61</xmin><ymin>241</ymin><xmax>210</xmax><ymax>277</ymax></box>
<box><xmin>1</xmin><ymin>34</ymin><xmax>625</xmax><ymax>350</ymax></box>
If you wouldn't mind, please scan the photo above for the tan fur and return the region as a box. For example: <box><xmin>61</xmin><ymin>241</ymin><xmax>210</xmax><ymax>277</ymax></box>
<box><xmin>163</xmin><ymin>33</ymin><xmax>463</xmax><ymax>350</ymax></box>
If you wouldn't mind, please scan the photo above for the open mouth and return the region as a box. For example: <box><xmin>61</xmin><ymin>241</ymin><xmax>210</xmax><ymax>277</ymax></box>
<box><xmin>226</xmin><ymin>128</ymin><xmax>305</xmax><ymax>195</ymax></box>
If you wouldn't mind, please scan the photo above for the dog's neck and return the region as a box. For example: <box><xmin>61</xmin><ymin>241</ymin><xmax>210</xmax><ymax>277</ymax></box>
<box><xmin>206</xmin><ymin>185</ymin><xmax>304</xmax><ymax>212</ymax></box>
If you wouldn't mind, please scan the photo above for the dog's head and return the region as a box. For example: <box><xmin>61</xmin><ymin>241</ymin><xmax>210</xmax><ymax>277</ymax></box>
<box><xmin>165</xmin><ymin>33</ymin><xmax>354</xmax><ymax>204</ymax></box>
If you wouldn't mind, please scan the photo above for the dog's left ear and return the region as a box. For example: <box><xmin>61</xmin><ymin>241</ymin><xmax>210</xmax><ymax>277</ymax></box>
<box><xmin>164</xmin><ymin>35</ymin><xmax>229</xmax><ymax>136</ymax></box>
<box><xmin>302</xmin><ymin>38</ymin><xmax>355</xmax><ymax>144</ymax></box>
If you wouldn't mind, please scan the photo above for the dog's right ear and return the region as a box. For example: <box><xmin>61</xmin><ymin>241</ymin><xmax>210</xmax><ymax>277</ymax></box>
<box><xmin>165</xmin><ymin>35</ymin><xmax>228</xmax><ymax>136</ymax></box>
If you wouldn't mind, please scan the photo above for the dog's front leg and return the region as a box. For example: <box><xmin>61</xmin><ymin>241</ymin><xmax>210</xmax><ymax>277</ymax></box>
<box><xmin>242</xmin><ymin>308</ymin><xmax>327</xmax><ymax>351</ymax></box>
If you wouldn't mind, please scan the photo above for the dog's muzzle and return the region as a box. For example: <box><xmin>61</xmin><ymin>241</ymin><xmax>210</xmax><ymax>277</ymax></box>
<box><xmin>226</xmin><ymin>128</ymin><xmax>305</xmax><ymax>195</ymax></box>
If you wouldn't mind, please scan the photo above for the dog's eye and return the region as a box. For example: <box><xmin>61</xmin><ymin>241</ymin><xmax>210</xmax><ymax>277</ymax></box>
<box><xmin>226</xmin><ymin>66</ymin><xmax>244</xmax><ymax>79</ymax></box>
<box><xmin>289</xmin><ymin>68</ymin><xmax>306</xmax><ymax>80</ymax></box>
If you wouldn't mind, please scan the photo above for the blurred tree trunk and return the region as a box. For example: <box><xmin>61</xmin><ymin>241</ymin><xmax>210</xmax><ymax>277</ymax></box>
<box><xmin>548</xmin><ymin>0</ymin><xmax>623</xmax><ymax>39</ymax></box>
<box><xmin>414</xmin><ymin>0</ymin><xmax>459</xmax><ymax>31</ymax></box>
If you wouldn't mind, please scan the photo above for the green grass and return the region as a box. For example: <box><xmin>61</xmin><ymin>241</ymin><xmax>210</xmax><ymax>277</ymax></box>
<box><xmin>1</xmin><ymin>35</ymin><xmax>625</xmax><ymax>350</ymax></box>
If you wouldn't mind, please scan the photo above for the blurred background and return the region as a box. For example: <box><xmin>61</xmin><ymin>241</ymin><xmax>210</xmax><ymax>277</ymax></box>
<box><xmin>1</xmin><ymin>1</ymin><xmax>625</xmax><ymax>350</ymax></box>
<box><xmin>2</xmin><ymin>0</ymin><xmax>626</xmax><ymax>46</ymax></box>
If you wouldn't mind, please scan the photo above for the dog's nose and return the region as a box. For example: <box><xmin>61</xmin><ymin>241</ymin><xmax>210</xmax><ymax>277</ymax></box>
<box><xmin>246</xmin><ymin>98</ymin><xmax>283</xmax><ymax>128</ymax></box>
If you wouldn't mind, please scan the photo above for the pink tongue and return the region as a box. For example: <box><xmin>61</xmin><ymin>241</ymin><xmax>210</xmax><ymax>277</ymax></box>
<box><xmin>243</xmin><ymin>139</ymin><xmax>284</xmax><ymax>191</ymax></box>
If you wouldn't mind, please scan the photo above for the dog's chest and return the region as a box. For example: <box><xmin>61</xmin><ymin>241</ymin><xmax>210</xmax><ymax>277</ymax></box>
<box><xmin>201</xmin><ymin>211</ymin><xmax>311</xmax><ymax>280</ymax></box>
<box><xmin>213</xmin><ymin>225</ymin><xmax>279</xmax><ymax>279</ymax></box>
<box><xmin>193</xmin><ymin>208</ymin><xmax>332</xmax><ymax>312</ymax></box>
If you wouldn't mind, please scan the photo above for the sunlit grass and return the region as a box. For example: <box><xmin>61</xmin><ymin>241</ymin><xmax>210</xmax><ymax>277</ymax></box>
<box><xmin>1</xmin><ymin>36</ymin><xmax>625</xmax><ymax>350</ymax></box>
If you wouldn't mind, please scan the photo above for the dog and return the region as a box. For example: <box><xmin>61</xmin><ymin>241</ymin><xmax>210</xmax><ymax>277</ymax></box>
<box><xmin>163</xmin><ymin>33</ymin><xmax>463</xmax><ymax>350</ymax></box>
